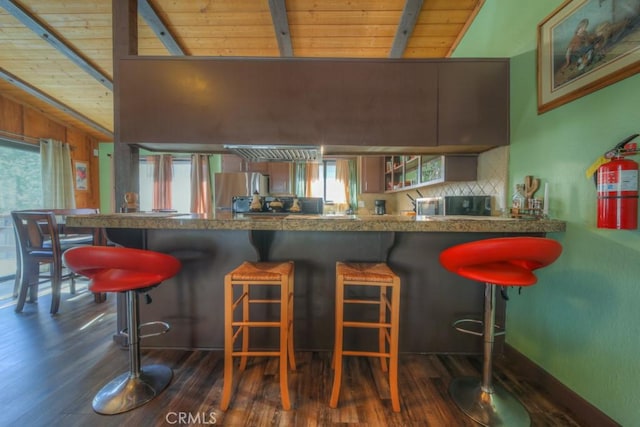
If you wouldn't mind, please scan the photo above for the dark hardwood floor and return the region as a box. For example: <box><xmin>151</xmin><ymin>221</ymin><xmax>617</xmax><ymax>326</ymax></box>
<box><xmin>0</xmin><ymin>278</ymin><xmax>583</xmax><ymax>426</ymax></box>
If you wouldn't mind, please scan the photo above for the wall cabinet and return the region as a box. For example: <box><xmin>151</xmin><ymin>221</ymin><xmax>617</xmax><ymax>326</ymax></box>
<box><xmin>360</xmin><ymin>156</ymin><xmax>384</xmax><ymax>193</ymax></box>
<box><xmin>221</xmin><ymin>154</ymin><xmax>246</xmax><ymax>172</ymax></box>
<box><xmin>384</xmin><ymin>155</ymin><xmax>477</xmax><ymax>192</ymax></box>
<box><xmin>247</xmin><ymin>161</ymin><xmax>291</xmax><ymax>195</ymax></box>
<box><xmin>119</xmin><ymin>58</ymin><xmax>506</xmax><ymax>151</ymax></box>
<box><xmin>438</xmin><ymin>60</ymin><xmax>509</xmax><ymax>147</ymax></box>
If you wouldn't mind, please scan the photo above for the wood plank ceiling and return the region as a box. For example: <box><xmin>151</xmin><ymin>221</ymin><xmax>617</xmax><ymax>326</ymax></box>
<box><xmin>0</xmin><ymin>0</ymin><xmax>484</xmax><ymax>142</ymax></box>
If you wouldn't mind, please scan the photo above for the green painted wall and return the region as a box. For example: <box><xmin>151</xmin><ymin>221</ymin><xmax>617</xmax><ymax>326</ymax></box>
<box><xmin>454</xmin><ymin>1</ymin><xmax>640</xmax><ymax>424</ymax></box>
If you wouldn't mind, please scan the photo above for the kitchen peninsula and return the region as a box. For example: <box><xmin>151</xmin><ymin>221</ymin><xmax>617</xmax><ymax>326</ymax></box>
<box><xmin>67</xmin><ymin>213</ymin><xmax>565</xmax><ymax>353</ymax></box>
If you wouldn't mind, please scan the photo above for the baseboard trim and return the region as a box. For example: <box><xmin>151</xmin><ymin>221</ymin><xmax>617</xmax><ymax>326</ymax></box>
<box><xmin>504</xmin><ymin>344</ymin><xmax>620</xmax><ymax>427</ymax></box>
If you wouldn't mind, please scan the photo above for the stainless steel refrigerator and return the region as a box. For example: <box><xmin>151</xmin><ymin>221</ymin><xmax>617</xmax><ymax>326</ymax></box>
<box><xmin>214</xmin><ymin>172</ymin><xmax>269</xmax><ymax>211</ymax></box>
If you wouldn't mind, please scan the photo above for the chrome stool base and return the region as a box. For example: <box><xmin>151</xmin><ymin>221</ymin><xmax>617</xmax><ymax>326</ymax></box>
<box><xmin>92</xmin><ymin>364</ymin><xmax>172</xmax><ymax>414</ymax></box>
<box><xmin>450</xmin><ymin>376</ymin><xmax>530</xmax><ymax>427</ymax></box>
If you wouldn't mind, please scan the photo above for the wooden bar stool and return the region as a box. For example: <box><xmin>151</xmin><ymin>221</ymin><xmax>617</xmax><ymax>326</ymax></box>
<box><xmin>62</xmin><ymin>246</ymin><xmax>181</xmax><ymax>414</ymax></box>
<box><xmin>330</xmin><ymin>262</ymin><xmax>401</xmax><ymax>412</ymax></box>
<box><xmin>440</xmin><ymin>237</ymin><xmax>562</xmax><ymax>427</ymax></box>
<box><xmin>221</xmin><ymin>261</ymin><xmax>296</xmax><ymax>411</ymax></box>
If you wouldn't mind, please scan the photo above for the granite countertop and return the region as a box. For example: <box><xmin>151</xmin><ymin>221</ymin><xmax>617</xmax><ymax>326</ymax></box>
<box><xmin>66</xmin><ymin>212</ymin><xmax>566</xmax><ymax>233</ymax></box>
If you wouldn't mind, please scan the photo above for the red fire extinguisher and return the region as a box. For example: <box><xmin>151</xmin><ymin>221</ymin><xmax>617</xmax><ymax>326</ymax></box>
<box><xmin>596</xmin><ymin>134</ymin><xmax>639</xmax><ymax>229</ymax></box>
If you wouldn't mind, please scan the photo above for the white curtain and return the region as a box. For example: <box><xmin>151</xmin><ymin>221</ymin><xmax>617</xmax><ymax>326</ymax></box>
<box><xmin>334</xmin><ymin>159</ymin><xmax>350</xmax><ymax>212</ymax></box>
<box><xmin>190</xmin><ymin>154</ymin><xmax>212</xmax><ymax>214</ymax></box>
<box><xmin>40</xmin><ymin>139</ymin><xmax>76</xmax><ymax>208</ymax></box>
<box><xmin>150</xmin><ymin>154</ymin><xmax>173</xmax><ymax>210</ymax></box>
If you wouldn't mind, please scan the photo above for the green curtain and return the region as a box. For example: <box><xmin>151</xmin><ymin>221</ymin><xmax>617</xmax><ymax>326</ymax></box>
<box><xmin>294</xmin><ymin>162</ymin><xmax>307</xmax><ymax>197</ymax></box>
<box><xmin>348</xmin><ymin>159</ymin><xmax>358</xmax><ymax>210</ymax></box>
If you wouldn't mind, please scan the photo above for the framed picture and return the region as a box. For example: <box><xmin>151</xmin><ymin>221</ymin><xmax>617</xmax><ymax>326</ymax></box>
<box><xmin>74</xmin><ymin>160</ymin><xmax>88</xmax><ymax>191</ymax></box>
<box><xmin>537</xmin><ymin>0</ymin><xmax>640</xmax><ymax>113</ymax></box>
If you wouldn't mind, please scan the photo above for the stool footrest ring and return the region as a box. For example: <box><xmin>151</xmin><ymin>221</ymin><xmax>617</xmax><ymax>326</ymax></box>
<box><xmin>120</xmin><ymin>321</ymin><xmax>171</xmax><ymax>340</ymax></box>
<box><xmin>452</xmin><ymin>318</ymin><xmax>505</xmax><ymax>337</ymax></box>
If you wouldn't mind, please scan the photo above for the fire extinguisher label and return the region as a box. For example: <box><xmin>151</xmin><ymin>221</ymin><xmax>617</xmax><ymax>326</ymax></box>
<box><xmin>598</xmin><ymin>170</ymin><xmax>638</xmax><ymax>192</ymax></box>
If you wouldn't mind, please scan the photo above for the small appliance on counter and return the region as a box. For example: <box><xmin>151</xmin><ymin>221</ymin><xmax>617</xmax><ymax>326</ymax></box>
<box><xmin>415</xmin><ymin>195</ymin><xmax>492</xmax><ymax>220</ymax></box>
<box><xmin>374</xmin><ymin>199</ymin><xmax>386</xmax><ymax>215</ymax></box>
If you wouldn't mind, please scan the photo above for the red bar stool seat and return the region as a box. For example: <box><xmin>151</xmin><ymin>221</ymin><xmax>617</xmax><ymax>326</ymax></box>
<box><xmin>330</xmin><ymin>262</ymin><xmax>401</xmax><ymax>412</ymax></box>
<box><xmin>440</xmin><ymin>237</ymin><xmax>562</xmax><ymax>426</ymax></box>
<box><xmin>221</xmin><ymin>261</ymin><xmax>296</xmax><ymax>410</ymax></box>
<box><xmin>62</xmin><ymin>246</ymin><xmax>181</xmax><ymax>414</ymax></box>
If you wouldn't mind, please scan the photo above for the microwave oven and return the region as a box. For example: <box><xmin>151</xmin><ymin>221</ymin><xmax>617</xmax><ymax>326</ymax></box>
<box><xmin>415</xmin><ymin>195</ymin><xmax>492</xmax><ymax>219</ymax></box>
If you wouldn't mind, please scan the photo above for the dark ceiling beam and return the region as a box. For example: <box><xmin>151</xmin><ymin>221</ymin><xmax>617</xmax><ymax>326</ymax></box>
<box><xmin>268</xmin><ymin>0</ymin><xmax>293</xmax><ymax>57</ymax></box>
<box><xmin>0</xmin><ymin>67</ymin><xmax>114</xmax><ymax>139</ymax></box>
<box><xmin>0</xmin><ymin>0</ymin><xmax>113</xmax><ymax>90</ymax></box>
<box><xmin>389</xmin><ymin>0</ymin><xmax>424</xmax><ymax>58</ymax></box>
<box><xmin>138</xmin><ymin>0</ymin><xmax>186</xmax><ymax>55</ymax></box>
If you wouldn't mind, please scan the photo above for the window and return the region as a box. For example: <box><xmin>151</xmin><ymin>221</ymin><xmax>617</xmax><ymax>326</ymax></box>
<box><xmin>0</xmin><ymin>140</ymin><xmax>42</xmax><ymax>279</ymax></box>
<box><xmin>304</xmin><ymin>160</ymin><xmax>347</xmax><ymax>204</ymax></box>
<box><xmin>138</xmin><ymin>156</ymin><xmax>191</xmax><ymax>212</ymax></box>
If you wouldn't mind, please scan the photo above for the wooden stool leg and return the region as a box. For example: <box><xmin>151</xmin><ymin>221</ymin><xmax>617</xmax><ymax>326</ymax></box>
<box><xmin>389</xmin><ymin>278</ymin><xmax>401</xmax><ymax>412</ymax></box>
<box><xmin>330</xmin><ymin>271</ymin><xmax>345</xmax><ymax>408</ymax></box>
<box><xmin>221</xmin><ymin>274</ymin><xmax>234</xmax><ymax>411</ymax></box>
<box><xmin>379</xmin><ymin>286</ymin><xmax>388</xmax><ymax>372</ymax></box>
<box><xmin>287</xmin><ymin>266</ymin><xmax>296</xmax><ymax>370</ymax></box>
<box><xmin>279</xmin><ymin>274</ymin><xmax>291</xmax><ymax>410</ymax></box>
<box><xmin>239</xmin><ymin>282</ymin><xmax>249</xmax><ymax>371</ymax></box>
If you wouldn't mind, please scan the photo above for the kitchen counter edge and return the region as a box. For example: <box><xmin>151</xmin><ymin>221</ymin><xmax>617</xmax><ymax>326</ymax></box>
<box><xmin>66</xmin><ymin>213</ymin><xmax>567</xmax><ymax>233</ymax></box>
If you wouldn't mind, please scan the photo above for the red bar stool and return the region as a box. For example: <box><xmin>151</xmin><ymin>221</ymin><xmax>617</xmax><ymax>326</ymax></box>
<box><xmin>440</xmin><ymin>237</ymin><xmax>562</xmax><ymax>427</ymax></box>
<box><xmin>330</xmin><ymin>262</ymin><xmax>401</xmax><ymax>412</ymax></box>
<box><xmin>62</xmin><ymin>246</ymin><xmax>181</xmax><ymax>414</ymax></box>
<box><xmin>221</xmin><ymin>261</ymin><xmax>296</xmax><ymax>410</ymax></box>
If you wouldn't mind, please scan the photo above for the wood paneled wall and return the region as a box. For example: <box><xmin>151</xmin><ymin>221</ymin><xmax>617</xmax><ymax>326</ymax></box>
<box><xmin>0</xmin><ymin>93</ymin><xmax>100</xmax><ymax>208</ymax></box>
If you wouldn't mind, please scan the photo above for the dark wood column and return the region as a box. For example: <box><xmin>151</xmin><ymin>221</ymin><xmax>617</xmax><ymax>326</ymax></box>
<box><xmin>112</xmin><ymin>0</ymin><xmax>140</xmax><ymax>344</ymax></box>
<box><xmin>112</xmin><ymin>0</ymin><xmax>139</xmax><ymax>212</ymax></box>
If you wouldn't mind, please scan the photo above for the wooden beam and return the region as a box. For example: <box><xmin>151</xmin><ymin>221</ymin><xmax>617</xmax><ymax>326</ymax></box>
<box><xmin>0</xmin><ymin>67</ymin><xmax>113</xmax><ymax>139</ymax></box>
<box><xmin>138</xmin><ymin>0</ymin><xmax>186</xmax><ymax>55</ymax></box>
<box><xmin>389</xmin><ymin>0</ymin><xmax>424</xmax><ymax>58</ymax></box>
<box><xmin>0</xmin><ymin>0</ymin><xmax>113</xmax><ymax>90</ymax></box>
<box><xmin>268</xmin><ymin>0</ymin><xmax>293</xmax><ymax>57</ymax></box>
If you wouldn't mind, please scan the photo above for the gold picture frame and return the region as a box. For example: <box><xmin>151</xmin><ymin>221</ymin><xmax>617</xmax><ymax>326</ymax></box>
<box><xmin>537</xmin><ymin>0</ymin><xmax>640</xmax><ymax>114</ymax></box>
<box><xmin>74</xmin><ymin>160</ymin><xmax>88</xmax><ymax>191</ymax></box>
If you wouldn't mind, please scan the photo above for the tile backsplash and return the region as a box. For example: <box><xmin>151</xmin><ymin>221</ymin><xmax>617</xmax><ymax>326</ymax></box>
<box><xmin>364</xmin><ymin>146</ymin><xmax>509</xmax><ymax>215</ymax></box>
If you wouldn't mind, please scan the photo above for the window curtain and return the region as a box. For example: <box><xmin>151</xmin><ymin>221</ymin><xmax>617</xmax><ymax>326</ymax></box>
<box><xmin>40</xmin><ymin>139</ymin><xmax>76</xmax><ymax>208</ymax></box>
<box><xmin>306</xmin><ymin>162</ymin><xmax>320</xmax><ymax>197</ymax></box>
<box><xmin>294</xmin><ymin>163</ymin><xmax>307</xmax><ymax>197</ymax></box>
<box><xmin>190</xmin><ymin>154</ymin><xmax>212</xmax><ymax>214</ymax></box>
<box><xmin>335</xmin><ymin>159</ymin><xmax>357</xmax><ymax>212</ymax></box>
<box><xmin>149</xmin><ymin>154</ymin><xmax>173</xmax><ymax>210</ymax></box>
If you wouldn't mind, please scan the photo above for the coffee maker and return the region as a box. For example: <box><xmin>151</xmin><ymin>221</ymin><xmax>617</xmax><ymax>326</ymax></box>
<box><xmin>374</xmin><ymin>199</ymin><xmax>386</xmax><ymax>215</ymax></box>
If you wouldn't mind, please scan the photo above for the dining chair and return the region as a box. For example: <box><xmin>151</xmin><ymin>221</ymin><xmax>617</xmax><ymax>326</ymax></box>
<box><xmin>11</xmin><ymin>210</ymin><xmax>93</xmax><ymax>314</ymax></box>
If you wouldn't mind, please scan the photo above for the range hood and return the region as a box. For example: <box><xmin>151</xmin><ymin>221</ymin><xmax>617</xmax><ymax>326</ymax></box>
<box><xmin>224</xmin><ymin>145</ymin><xmax>322</xmax><ymax>162</ymax></box>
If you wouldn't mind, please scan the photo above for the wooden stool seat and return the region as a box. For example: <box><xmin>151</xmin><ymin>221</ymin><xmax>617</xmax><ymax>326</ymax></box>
<box><xmin>330</xmin><ymin>261</ymin><xmax>401</xmax><ymax>412</ymax></box>
<box><xmin>221</xmin><ymin>261</ymin><xmax>296</xmax><ymax>411</ymax></box>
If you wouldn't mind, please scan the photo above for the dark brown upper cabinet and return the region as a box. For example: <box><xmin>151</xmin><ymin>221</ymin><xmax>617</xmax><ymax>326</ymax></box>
<box><xmin>437</xmin><ymin>60</ymin><xmax>509</xmax><ymax>147</ymax></box>
<box><xmin>117</xmin><ymin>57</ymin><xmax>506</xmax><ymax>152</ymax></box>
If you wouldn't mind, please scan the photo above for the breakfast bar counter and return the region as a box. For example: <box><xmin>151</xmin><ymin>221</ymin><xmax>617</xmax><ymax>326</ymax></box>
<box><xmin>67</xmin><ymin>211</ymin><xmax>565</xmax><ymax>233</ymax></box>
<box><xmin>66</xmin><ymin>213</ymin><xmax>565</xmax><ymax>353</ymax></box>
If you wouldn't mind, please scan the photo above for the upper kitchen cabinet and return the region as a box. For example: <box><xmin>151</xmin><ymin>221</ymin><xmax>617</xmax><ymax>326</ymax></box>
<box><xmin>437</xmin><ymin>60</ymin><xmax>509</xmax><ymax>147</ymax></box>
<box><xmin>221</xmin><ymin>154</ymin><xmax>246</xmax><ymax>172</ymax></box>
<box><xmin>247</xmin><ymin>161</ymin><xmax>292</xmax><ymax>195</ymax></box>
<box><xmin>117</xmin><ymin>57</ymin><xmax>440</xmax><ymax>150</ymax></box>
<box><xmin>384</xmin><ymin>155</ymin><xmax>477</xmax><ymax>192</ymax></box>
<box><xmin>359</xmin><ymin>156</ymin><xmax>384</xmax><ymax>193</ymax></box>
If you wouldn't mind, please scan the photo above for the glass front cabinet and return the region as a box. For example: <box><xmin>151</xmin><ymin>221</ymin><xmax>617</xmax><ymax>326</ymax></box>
<box><xmin>384</xmin><ymin>155</ymin><xmax>476</xmax><ymax>192</ymax></box>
